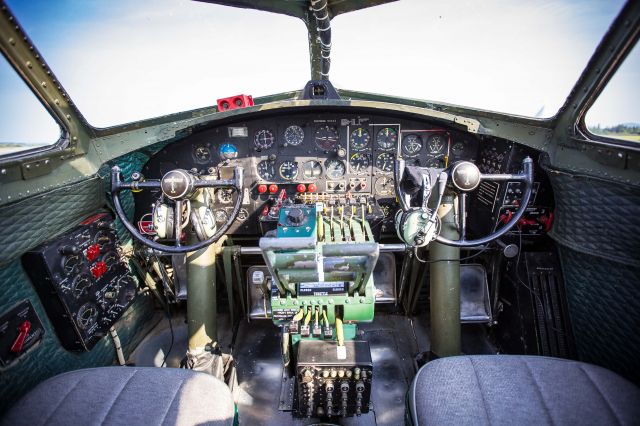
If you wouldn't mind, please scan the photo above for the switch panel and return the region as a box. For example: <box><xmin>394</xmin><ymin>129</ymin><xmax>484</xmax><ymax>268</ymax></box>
<box><xmin>0</xmin><ymin>300</ymin><xmax>44</xmax><ymax>367</ymax></box>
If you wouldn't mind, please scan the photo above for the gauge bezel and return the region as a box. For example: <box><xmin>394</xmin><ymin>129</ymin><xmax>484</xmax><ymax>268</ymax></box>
<box><xmin>376</xmin><ymin>127</ymin><xmax>398</xmax><ymax>150</ymax></box>
<box><xmin>256</xmin><ymin>160</ymin><xmax>276</xmax><ymax>181</ymax></box>
<box><xmin>315</xmin><ymin>125</ymin><xmax>339</xmax><ymax>151</ymax></box>
<box><xmin>427</xmin><ymin>133</ymin><xmax>448</xmax><ymax>154</ymax></box>
<box><xmin>401</xmin><ymin>133</ymin><xmax>423</xmax><ymax>157</ymax></box>
<box><xmin>349</xmin><ymin>127</ymin><xmax>370</xmax><ymax>151</ymax></box>
<box><xmin>374</xmin><ymin>176</ymin><xmax>395</xmax><ymax>196</ymax></box>
<box><xmin>284</xmin><ymin>125</ymin><xmax>305</xmax><ymax>146</ymax></box>
<box><xmin>302</xmin><ymin>160</ymin><xmax>323</xmax><ymax>180</ymax></box>
<box><xmin>325</xmin><ymin>159</ymin><xmax>346</xmax><ymax>180</ymax></box>
<box><xmin>254</xmin><ymin>129</ymin><xmax>275</xmax><ymax>150</ymax></box>
<box><xmin>278</xmin><ymin>160</ymin><xmax>299</xmax><ymax>180</ymax></box>
<box><xmin>193</xmin><ymin>145</ymin><xmax>211</xmax><ymax>163</ymax></box>
<box><xmin>375</xmin><ymin>152</ymin><xmax>395</xmax><ymax>172</ymax></box>
<box><xmin>349</xmin><ymin>152</ymin><xmax>371</xmax><ymax>175</ymax></box>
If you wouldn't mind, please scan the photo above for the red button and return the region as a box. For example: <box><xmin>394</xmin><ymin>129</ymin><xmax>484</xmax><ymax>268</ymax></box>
<box><xmin>307</xmin><ymin>183</ymin><xmax>317</xmax><ymax>192</ymax></box>
<box><xmin>257</xmin><ymin>184</ymin><xmax>267</xmax><ymax>194</ymax></box>
<box><xmin>86</xmin><ymin>244</ymin><xmax>101</xmax><ymax>262</ymax></box>
<box><xmin>91</xmin><ymin>261</ymin><xmax>107</xmax><ymax>279</ymax></box>
<box><xmin>269</xmin><ymin>184</ymin><xmax>278</xmax><ymax>194</ymax></box>
<box><xmin>297</xmin><ymin>184</ymin><xmax>306</xmax><ymax>193</ymax></box>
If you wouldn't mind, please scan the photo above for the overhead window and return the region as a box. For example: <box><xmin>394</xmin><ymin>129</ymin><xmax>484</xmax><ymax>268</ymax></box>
<box><xmin>585</xmin><ymin>42</ymin><xmax>640</xmax><ymax>143</ymax></box>
<box><xmin>0</xmin><ymin>55</ymin><xmax>61</xmax><ymax>155</ymax></box>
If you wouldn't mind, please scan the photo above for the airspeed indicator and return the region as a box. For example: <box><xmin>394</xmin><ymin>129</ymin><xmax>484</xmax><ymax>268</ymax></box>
<box><xmin>375</xmin><ymin>152</ymin><xmax>394</xmax><ymax>172</ymax></box>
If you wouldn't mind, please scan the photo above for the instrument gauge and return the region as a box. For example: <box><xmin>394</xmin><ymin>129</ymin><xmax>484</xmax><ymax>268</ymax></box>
<box><xmin>375</xmin><ymin>152</ymin><xmax>395</xmax><ymax>172</ymax></box>
<box><xmin>350</xmin><ymin>127</ymin><xmax>370</xmax><ymax>151</ymax></box>
<box><xmin>315</xmin><ymin>125</ymin><xmax>339</xmax><ymax>151</ymax></box>
<box><xmin>325</xmin><ymin>160</ymin><xmax>346</xmax><ymax>180</ymax></box>
<box><xmin>376</xmin><ymin>127</ymin><xmax>398</xmax><ymax>150</ymax></box>
<box><xmin>302</xmin><ymin>160</ymin><xmax>323</xmax><ymax>180</ymax></box>
<box><xmin>219</xmin><ymin>143</ymin><xmax>238</xmax><ymax>160</ymax></box>
<box><xmin>375</xmin><ymin>177</ymin><xmax>395</xmax><ymax>196</ymax></box>
<box><xmin>102</xmin><ymin>251</ymin><xmax>119</xmax><ymax>271</ymax></box>
<box><xmin>349</xmin><ymin>153</ymin><xmax>370</xmax><ymax>174</ymax></box>
<box><xmin>76</xmin><ymin>303</ymin><xmax>98</xmax><ymax>330</ymax></box>
<box><xmin>214</xmin><ymin>209</ymin><xmax>229</xmax><ymax>223</ymax></box>
<box><xmin>72</xmin><ymin>274</ymin><xmax>92</xmax><ymax>299</ymax></box>
<box><xmin>94</xmin><ymin>230</ymin><xmax>114</xmax><ymax>246</ymax></box>
<box><xmin>279</xmin><ymin>160</ymin><xmax>299</xmax><ymax>180</ymax></box>
<box><xmin>451</xmin><ymin>141</ymin><xmax>466</xmax><ymax>157</ymax></box>
<box><xmin>427</xmin><ymin>134</ymin><xmax>447</xmax><ymax>154</ymax></box>
<box><xmin>402</xmin><ymin>134</ymin><xmax>423</xmax><ymax>157</ymax></box>
<box><xmin>62</xmin><ymin>254</ymin><xmax>82</xmax><ymax>275</ymax></box>
<box><xmin>284</xmin><ymin>125</ymin><xmax>305</xmax><ymax>146</ymax></box>
<box><xmin>194</xmin><ymin>146</ymin><xmax>211</xmax><ymax>162</ymax></box>
<box><xmin>254</xmin><ymin>129</ymin><xmax>275</xmax><ymax>150</ymax></box>
<box><xmin>237</xmin><ymin>208</ymin><xmax>249</xmax><ymax>221</ymax></box>
<box><xmin>217</xmin><ymin>189</ymin><xmax>234</xmax><ymax>204</ymax></box>
<box><xmin>257</xmin><ymin>160</ymin><xmax>276</xmax><ymax>180</ymax></box>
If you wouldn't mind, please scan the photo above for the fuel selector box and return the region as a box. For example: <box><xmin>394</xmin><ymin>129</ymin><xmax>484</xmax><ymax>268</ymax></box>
<box><xmin>22</xmin><ymin>213</ymin><xmax>136</xmax><ymax>351</ymax></box>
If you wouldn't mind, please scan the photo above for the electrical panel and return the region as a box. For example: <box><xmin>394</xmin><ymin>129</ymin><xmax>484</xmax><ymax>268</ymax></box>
<box><xmin>22</xmin><ymin>213</ymin><xmax>136</xmax><ymax>351</ymax></box>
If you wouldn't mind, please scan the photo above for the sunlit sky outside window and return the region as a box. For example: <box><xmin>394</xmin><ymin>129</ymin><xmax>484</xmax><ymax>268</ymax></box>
<box><xmin>0</xmin><ymin>0</ymin><xmax>635</xmax><ymax>146</ymax></box>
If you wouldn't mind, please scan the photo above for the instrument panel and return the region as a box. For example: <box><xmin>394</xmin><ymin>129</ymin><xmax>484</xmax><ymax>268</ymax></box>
<box><xmin>136</xmin><ymin>110</ymin><xmax>547</xmax><ymax>236</ymax></box>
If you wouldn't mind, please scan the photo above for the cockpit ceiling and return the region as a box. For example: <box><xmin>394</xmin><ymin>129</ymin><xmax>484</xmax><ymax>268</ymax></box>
<box><xmin>194</xmin><ymin>0</ymin><xmax>398</xmax><ymax>20</ymax></box>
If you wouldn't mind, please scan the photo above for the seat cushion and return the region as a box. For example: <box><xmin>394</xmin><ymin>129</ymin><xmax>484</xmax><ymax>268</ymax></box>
<box><xmin>409</xmin><ymin>355</ymin><xmax>640</xmax><ymax>426</ymax></box>
<box><xmin>2</xmin><ymin>367</ymin><xmax>234</xmax><ymax>426</ymax></box>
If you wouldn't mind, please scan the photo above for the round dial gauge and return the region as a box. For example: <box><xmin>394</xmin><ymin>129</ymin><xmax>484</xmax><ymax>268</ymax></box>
<box><xmin>77</xmin><ymin>303</ymin><xmax>98</xmax><ymax>330</ymax></box>
<box><xmin>302</xmin><ymin>160</ymin><xmax>323</xmax><ymax>180</ymax></box>
<box><xmin>254</xmin><ymin>129</ymin><xmax>275</xmax><ymax>150</ymax></box>
<box><xmin>315</xmin><ymin>126</ymin><xmax>339</xmax><ymax>151</ymax></box>
<box><xmin>257</xmin><ymin>160</ymin><xmax>275</xmax><ymax>180</ymax></box>
<box><xmin>402</xmin><ymin>134</ymin><xmax>423</xmax><ymax>156</ymax></box>
<box><xmin>427</xmin><ymin>134</ymin><xmax>447</xmax><ymax>154</ymax></box>
<box><xmin>102</xmin><ymin>251</ymin><xmax>119</xmax><ymax>271</ymax></box>
<box><xmin>376</xmin><ymin>127</ymin><xmax>398</xmax><ymax>150</ymax></box>
<box><xmin>217</xmin><ymin>189</ymin><xmax>233</xmax><ymax>204</ymax></box>
<box><xmin>325</xmin><ymin>160</ymin><xmax>346</xmax><ymax>179</ymax></box>
<box><xmin>350</xmin><ymin>127</ymin><xmax>370</xmax><ymax>151</ymax></box>
<box><xmin>375</xmin><ymin>176</ymin><xmax>395</xmax><ymax>196</ymax></box>
<box><xmin>279</xmin><ymin>160</ymin><xmax>299</xmax><ymax>180</ymax></box>
<box><xmin>194</xmin><ymin>146</ymin><xmax>211</xmax><ymax>162</ymax></box>
<box><xmin>375</xmin><ymin>152</ymin><xmax>394</xmax><ymax>172</ymax></box>
<box><xmin>62</xmin><ymin>254</ymin><xmax>81</xmax><ymax>275</ymax></box>
<box><xmin>72</xmin><ymin>274</ymin><xmax>92</xmax><ymax>299</ymax></box>
<box><xmin>214</xmin><ymin>209</ymin><xmax>229</xmax><ymax>223</ymax></box>
<box><xmin>94</xmin><ymin>230</ymin><xmax>114</xmax><ymax>246</ymax></box>
<box><xmin>451</xmin><ymin>141</ymin><xmax>466</xmax><ymax>157</ymax></box>
<box><xmin>284</xmin><ymin>125</ymin><xmax>305</xmax><ymax>146</ymax></box>
<box><xmin>349</xmin><ymin>153</ymin><xmax>370</xmax><ymax>174</ymax></box>
<box><xmin>219</xmin><ymin>143</ymin><xmax>238</xmax><ymax>160</ymax></box>
<box><xmin>237</xmin><ymin>208</ymin><xmax>249</xmax><ymax>221</ymax></box>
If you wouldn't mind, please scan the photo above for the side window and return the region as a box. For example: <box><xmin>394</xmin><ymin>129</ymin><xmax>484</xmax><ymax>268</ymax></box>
<box><xmin>585</xmin><ymin>42</ymin><xmax>639</xmax><ymax>143</ymax></box>
<box><xmin>0</xmin><ymin>55</ymin><xmax>61</xmax><ymax>156</ymax></box>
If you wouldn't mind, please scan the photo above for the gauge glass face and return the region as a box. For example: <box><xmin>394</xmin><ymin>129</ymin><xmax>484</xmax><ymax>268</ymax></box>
<box><xmin>72</xmin><ymin>274</ymin><xmax>92</xmax><ymax>299</ymax></box>
<box><xmin>257</xmin><ymin>160</ymin><xmax>275</xmax><ymax>180</ymax></box>
<box><xmin>375</xmin><ymin>176</ymin><xmax>395</xmax><ymax>196</ymax></box>
<box><xmin>315</xmin><ymin>126</ymin><xmax>339</xmax><ymax>151</ymax></box>
<box><xmin>375</xmin><ymin>152</ymin><xmax>394</xmax><ymax>172</ymax></box>
<box><xmin>219</xmin><ymin>143</ymin><xmax>238</xmax><ymax>160</ymax></box>
<box><xmin>350</xmin><ymin>127</ymin><xmax>370</xmax><ymax>151</ymax></box>
<box><xmin>254</xmin><ymin>129</ymin><xmax>275</xmax><ymax>150</ymax></box>
<box><xmin>325</xmin><ymin>160</ymin><xmax>346</xmax><ymax>179</ymax></box>
<box><xmin>302</xmin><ymin>160</ymin><xmax>323</xmax><ymax>180</ymax></box>
<box><xmin>237</xmin><ymin>208</ymin><xmax>249</xmax><ymax>221</ymax></box>
<box><xmin>284</xmin><ymin>125</ymin><xmax>305</xmax><ymax>146</ymax></box>
<box><xmin>279</xmin><ymin>160</ymin><xmax>299</xmax><ymax>180</ymax></box>
<box><xmin>194</xmin><ymin>146</ymin><xmax>211</xmax><ymax>162</ymax></box>
<box><xmin>427</xmin><ymin>134</ymin><xmax>447</xmax><ymax>154</ymax></box>
<box><xmin>451</xmin><ymin>141</ymin><xmax>465</xmax><ymax>156</ymax></box>
<box><xmin>214</xmin><ymin>209</ymin><xmax>229</xmax><ymax>223</ymax></box>
<box><xmin>376</xmin><ymin>127</ymin><xmax>398</xmax><ymax>150</ymax></box>
<box><xmin>349</xmin><ymin>153</ymin><xmax>370</xmax><ymax>174</ymax></box>
<box><xmin>402</xmin><ymin>134</ymin><xmax>422</xmax><ymax>156</ymax></box>
<box><xmin>62</xmin><ymin>254</ymin><xmax>81</xmax><ymax>274</ymax></box>
<box><xmin>77</xmin><ymin>303</ymin><xmax>98</xmax><ymax>329</ymax></box>
<box><xmin>217</xmin><ymin>189</ymin><xmax>233</xmax><ymax>203</ymax></box>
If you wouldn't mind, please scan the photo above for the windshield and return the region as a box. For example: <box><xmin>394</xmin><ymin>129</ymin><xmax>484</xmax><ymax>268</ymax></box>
<box><xmin>2</xmin><ymin>0</ymin><xmax>628</xmax><ymax>129</ymax></box>
<box><xmin>331</xmin><ymin>0</ymin><xmax>626</xmax><ymax>119</ymax></box>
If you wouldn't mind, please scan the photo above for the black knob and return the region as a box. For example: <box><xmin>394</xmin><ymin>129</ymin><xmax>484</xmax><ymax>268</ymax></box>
<box><xmin>287</xmin><ymin>208</ymin><xmax>305</xmax><ymax>225</ymax></box>
<box><xmin>59</xmin><ymin>245</ymin><xmax>80</xmax><ymax>255</ymax></box>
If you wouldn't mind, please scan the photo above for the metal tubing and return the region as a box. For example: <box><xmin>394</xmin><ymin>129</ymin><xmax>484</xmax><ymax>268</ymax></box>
<box><xmin>430</xmin><ymin>194</ymin><xmax>461</xmax><ymax>357</ymax></box>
